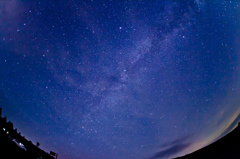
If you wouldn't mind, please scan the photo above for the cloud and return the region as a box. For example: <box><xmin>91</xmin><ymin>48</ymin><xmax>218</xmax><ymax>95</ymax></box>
<box><xmin>150</xmin><ymin>143</ymin><xmax>191</xmax><ymax>159</ymax></box>
<box><xmin>160</xmin><ymin>135</ymin><xmax>191</xmax><ymax>148</ymax></box>
<box><xmin>149</xmin><ymin>135</ymin><xmax>192</xmax><ymax>159</ymax></box>
<box><xmin>217</xmin><ymin>113</ymin><xmax>240</xmax><ymax>140</ymax></box>
<box><xmin>150</xmin><ymin>111</ymin><xmax>240</xmax><ymax>159</ymax></box>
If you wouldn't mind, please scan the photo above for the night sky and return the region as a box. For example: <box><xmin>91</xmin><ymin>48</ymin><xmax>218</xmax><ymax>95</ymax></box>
<box><xmin>0</xmin><ymin>1</ymin><xmax>240</xmax><ymax>159</ymax></box>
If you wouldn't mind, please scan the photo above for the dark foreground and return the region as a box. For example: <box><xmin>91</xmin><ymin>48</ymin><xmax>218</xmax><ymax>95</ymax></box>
<box><xmin>0</xmin><ymin>108</ymin><xmax>55</xmax><ymax>159</ymax></box>
<box><xmin>175</xmin><ymin>123</ymin><xmax>240</xmax><ymax>159</ymax></box>
<box><xmin>0</xmin><ymin>131</ymin><xmax>54</xmax><ymax>159</ymax></box>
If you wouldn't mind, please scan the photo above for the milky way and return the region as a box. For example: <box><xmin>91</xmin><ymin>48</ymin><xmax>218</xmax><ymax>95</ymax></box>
<box><xmin>0</xmin><ymin>1</ymin><xmax>240</xmax><ymax>159</ymax></box>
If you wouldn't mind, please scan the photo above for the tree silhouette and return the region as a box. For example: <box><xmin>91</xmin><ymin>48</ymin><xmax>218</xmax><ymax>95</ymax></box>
<box><xmin>36</xmin><ymin>142</ymin><xmax>40</xmax><ymax>147</ymax></box>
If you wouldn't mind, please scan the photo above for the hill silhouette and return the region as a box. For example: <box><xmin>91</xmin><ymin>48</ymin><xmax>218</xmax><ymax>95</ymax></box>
<box><xmin>175</xmin><ymin>122</ymin><xmax>240</xmax><ymax>159</ymax></box>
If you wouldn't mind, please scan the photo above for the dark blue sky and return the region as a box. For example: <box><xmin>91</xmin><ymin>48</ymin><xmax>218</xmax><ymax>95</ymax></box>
<box><xmin>0</xmin><ymin>1</ymin><xmax>240</xmax><ymax>159</ymax></box>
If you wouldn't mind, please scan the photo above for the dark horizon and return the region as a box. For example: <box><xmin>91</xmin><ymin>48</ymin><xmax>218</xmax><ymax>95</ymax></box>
<box><xmin>1</xmin><ymin>107</ymin><xmax>240</xmax><ymax>159</ymax></box>
<box><xmin>174</xmin><ymin>122</ymin><xmax>240</xmax><ymax>159</ymax></box>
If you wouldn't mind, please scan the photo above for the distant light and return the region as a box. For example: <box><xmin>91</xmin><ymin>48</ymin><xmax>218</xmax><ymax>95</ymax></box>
<box><xmin>6</xmin><ymin>131</ymin><xmax>9</xmax><ymax>134</ymax></box>
<box><xmin>3</xmin><ymin>128</ymin><xmax>5</xmax><ymax>131</ymax></box>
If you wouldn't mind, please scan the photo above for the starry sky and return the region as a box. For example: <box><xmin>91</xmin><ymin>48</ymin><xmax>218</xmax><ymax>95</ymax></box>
<box><xmin>0</xmin><ymin>1</ymin><xmax>240</xmax><ymax>159</ymax></box>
